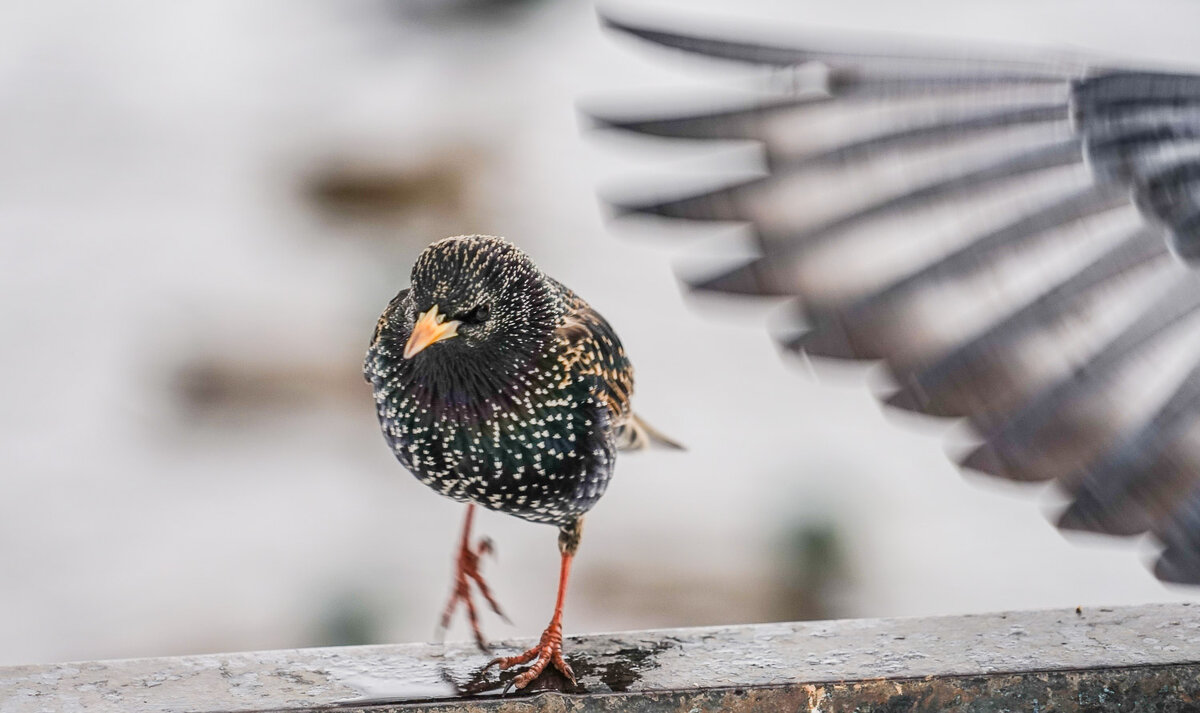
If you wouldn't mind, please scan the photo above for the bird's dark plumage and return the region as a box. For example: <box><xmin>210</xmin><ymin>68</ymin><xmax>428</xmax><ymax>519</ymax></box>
<box><xmin>364</xmin><ymin>234</ymin><xmax>640</xmax><ymax>527</ymax></box>
<box><xmin>595</xmin><ymin>14</ymin><xmax>1200</xmax><ymax>584</ymax></box>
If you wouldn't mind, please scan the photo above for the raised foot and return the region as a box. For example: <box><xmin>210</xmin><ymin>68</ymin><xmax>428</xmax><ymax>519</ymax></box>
<box><xmin>485</xmin><ymin>620</ymin><xmax>574</xmax><ymax>691</ymax></box>
<box><xmin>439</xmin><ymin>535</ymin><xmax>509</xmax><ymax>650</ymax></box>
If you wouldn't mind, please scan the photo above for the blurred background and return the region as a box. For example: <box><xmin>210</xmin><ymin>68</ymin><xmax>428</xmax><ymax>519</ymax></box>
<box><xmin>3</xmin><ymin>0</ymin><xmax>1200</xmax><ymax>667</ymax></box>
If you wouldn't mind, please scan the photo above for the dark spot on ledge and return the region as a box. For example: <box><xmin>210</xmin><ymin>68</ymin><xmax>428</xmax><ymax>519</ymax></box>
<box><xmin>569</xmin><ymin>639</ymin><xmax>676</xmax><ymax>693</ymax></box>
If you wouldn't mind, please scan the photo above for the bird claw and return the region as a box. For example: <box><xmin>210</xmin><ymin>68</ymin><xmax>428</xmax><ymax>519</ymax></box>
<box><xmin>485</xmin><ymin>620</ymin><xmax>574</xmax><ymax>691</ymax></box>
<box><xmin>438</xmin><ymin>535</ymin><xmax>509</xmax><ymax>650</ymax></box>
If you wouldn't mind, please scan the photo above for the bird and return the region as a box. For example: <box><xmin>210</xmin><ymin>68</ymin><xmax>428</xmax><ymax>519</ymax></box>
<box><xmin>592</xmin><ymin>13</ymin><xmax>1200</xmax><ymax>585</ymax></box>
<box><xmin>363</xmin><ymin>234</ymin><xmax>679</xmax><ymax>690</ymax></box>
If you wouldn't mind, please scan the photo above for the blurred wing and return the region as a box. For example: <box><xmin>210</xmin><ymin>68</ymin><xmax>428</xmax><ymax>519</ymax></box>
<box><xmin>595</xmin><ymin>15</ymin><xmax>1200</xmax><ymax>584</ymax></box>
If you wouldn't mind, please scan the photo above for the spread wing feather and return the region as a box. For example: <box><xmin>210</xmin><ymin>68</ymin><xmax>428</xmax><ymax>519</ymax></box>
<box><xmin>595</xmin><ymin>14</ymin><xmax>1200</xmax><ymax>583</ymax></box>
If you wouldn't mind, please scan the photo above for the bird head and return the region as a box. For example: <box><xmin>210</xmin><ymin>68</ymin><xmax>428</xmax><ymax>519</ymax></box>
<box><xmin>382</xmin><ymin>235</ymin><xmax>563</xmax><ymax>366</ymax></box>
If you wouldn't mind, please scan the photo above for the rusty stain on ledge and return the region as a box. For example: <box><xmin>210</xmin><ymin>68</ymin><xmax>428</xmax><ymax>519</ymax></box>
<box><xmin>1</xmin><ymin>603</ymin><xmax>1198</xmax><ymax>713</ymax></box>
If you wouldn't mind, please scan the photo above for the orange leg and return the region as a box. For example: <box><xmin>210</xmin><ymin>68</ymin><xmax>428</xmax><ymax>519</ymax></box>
<box><xmin>438</xmin><ymin>504</ymin><xmax>508</xmax><ymax>650</ymax></box>
<box><xmin>485</xmin><ymin>547</ymin><xmax>576</xmax><ymax>690</ymax></box>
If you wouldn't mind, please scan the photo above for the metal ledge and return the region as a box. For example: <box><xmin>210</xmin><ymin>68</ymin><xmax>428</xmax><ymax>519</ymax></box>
<box><xmin>3</xmin><ymin>603</ymin><xmax>1198</xmax><ymax>712</ymax></box>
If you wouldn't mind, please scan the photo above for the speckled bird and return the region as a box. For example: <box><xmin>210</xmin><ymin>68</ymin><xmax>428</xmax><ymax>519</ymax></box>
<box><xmin>364</xmin><ymin>235</ymin><xmax>678</xmax><ymax>689</ymax></box>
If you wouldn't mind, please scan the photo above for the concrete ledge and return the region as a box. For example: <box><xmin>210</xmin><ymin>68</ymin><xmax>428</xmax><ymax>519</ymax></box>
<box><xmin>2</xmin><ymin>603</ymin><xmax>1198</xmax><ymax>712</ymax></box>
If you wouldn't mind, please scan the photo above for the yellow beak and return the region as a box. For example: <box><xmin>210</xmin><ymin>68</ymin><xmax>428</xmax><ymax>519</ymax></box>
<box><xmin>404</xmin><ymin>305</ymin><xmax>460</xmax><ymax>359</ymax></box>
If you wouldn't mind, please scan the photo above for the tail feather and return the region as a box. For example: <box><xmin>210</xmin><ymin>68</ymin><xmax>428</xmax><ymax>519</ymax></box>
<box><xmin>617</xmin><ymin>413</ymin><xmax>686</xmax><ymax>451</ymax></box>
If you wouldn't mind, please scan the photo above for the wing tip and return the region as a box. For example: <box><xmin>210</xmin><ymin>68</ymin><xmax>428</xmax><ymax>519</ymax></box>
<box><xmin>595</xmin><ymin>7</ymin><xmax>636</xmax><ymax>37</ymax></box>
<box><xmin>682</xmin><ymin>260</ymin><xmax>766</xmax><ymax>296</ymax></box>
<box><xmin>1055</xmin><ymin>500</ymin><xmax>1117</xmax><ymax>535</ymax></box>
<box><xmin>787</xmin><ymin>326</ymin><xmax>861</xmax><ymax>360</ymax></box>
<box><xmin>959</xmin><ymin>444</ymin><xmax>1007</xmax><ymax>477</ymax></box>
<box><xmin>594</xmin><ymin>8</ymin><xmax>683</xmax><ymax>53</ymax></box>
<box><xmin>1154</xmin><ymin>549</ymin><xmax>1200</xmax><ymax>585</ymax></box>
<box><xmin>884</xmin><ymin>386</ymin><xmax>925</xmax><ymax>413</ymax></box>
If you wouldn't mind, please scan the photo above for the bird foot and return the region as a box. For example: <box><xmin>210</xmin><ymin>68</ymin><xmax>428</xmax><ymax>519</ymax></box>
<box><xmin>486</xmin><ymin>619</ymin><xmax>574</xmax><ymax>691</ymax></box>
<box><xmin>438</xmin><ymin>535</ymin><xmax>509</xmax><ymax>650</ymax></box>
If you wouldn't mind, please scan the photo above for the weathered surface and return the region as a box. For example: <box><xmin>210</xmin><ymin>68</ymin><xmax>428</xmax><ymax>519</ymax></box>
<box><xmin>1</xmin><ymin>603</ymin><xmax>1198</xmax><ymax>712</ymax></box>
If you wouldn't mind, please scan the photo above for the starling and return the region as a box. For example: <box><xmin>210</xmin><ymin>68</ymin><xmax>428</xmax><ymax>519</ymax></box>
<box><xmin>596</xmin><ymin>14</ymin><xmax>1200</xmax><ymax>583</ymax></box>
<box><xmin>364</xmin><ymin>235</ymin><xmax>678</xmax><ymax>689</ymax></box>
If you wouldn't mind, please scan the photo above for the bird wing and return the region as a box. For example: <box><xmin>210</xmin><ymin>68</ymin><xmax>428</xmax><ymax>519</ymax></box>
<box><xmin>553</xmin><ymin>283</ymin><xmax>682</xmax><ymax>451</ymax></box>
<box><xmin>594</xmin><ymin>15</ymin><xmax>1200</xmax><ymax>583</ymax></box>
<box><xmin>553</xmin><ymin>287</ymin><xmax>636</xmax><ymax>427</ymax></box>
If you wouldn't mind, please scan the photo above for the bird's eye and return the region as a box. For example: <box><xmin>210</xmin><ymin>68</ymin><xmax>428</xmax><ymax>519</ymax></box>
<box><xmin>456</xmin><ymin>304</ymin><xmax>490</xmax><ymax>325</ymax></box>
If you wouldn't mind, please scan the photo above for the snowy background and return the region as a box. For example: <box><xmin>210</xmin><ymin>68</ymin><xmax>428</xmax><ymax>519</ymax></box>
<box><xmin>2</xmin><ymin>0</ymin><xmax>1199</xmax><ymax>666</ymax></box>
